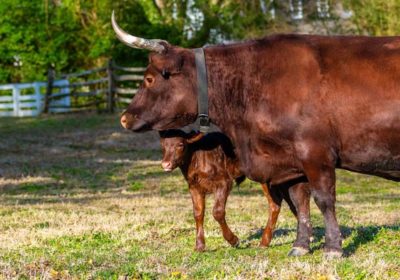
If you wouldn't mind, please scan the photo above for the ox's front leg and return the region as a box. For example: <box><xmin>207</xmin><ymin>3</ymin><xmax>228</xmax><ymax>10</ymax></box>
<box><xmin>189</xmin><ymin>186</ymin><xmax>206</xmax><ymax>252</ymax></box>
<box><xmin>213</xmin><ymin>183</ymin><xmax>239</xmax><ymax>247</ymax></box>
<box><xmin>300</xmin><ymin>148</ymin><xmax>342</xmax><ymax>258</ymax></box>
<box><xmin>260</xmin><ymin>183</ymin><xmax>283</xmax><ymax>247</ymax></box>
<box><xmin>287</xmin><ymin>182</ymin><xmax>312</xmax><ymax>256</ymax></box>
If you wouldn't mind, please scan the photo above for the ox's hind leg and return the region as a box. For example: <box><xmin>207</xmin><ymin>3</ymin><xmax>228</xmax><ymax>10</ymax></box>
<box><xmin>189</xmin><ymin>187</ymin><xmax>206</xmax><ymax>252</ymax></box>
<box><xmin>260</xmin><ymin>183</ymin><xmax>283</xmax><ymax>247</ymax></box>
<box><xmin>213</xmin><ymin>182</ymin><xmax>239</xmax><ymax>247</ymax></box>
<box><xmin>287</xmin><ymin>182</ymin><xmax>312</xmax><ymax>256</ymax></box>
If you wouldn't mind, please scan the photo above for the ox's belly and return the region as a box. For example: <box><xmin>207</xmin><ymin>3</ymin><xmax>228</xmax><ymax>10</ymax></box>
<box><xmin>237</xmin><ymin>149</ymin><xmax>301</xmax><ymax>183</ymax></box>
<box><xmin>337</xmin><ymin>101</ymin><xmax>400</xmax><ymax>181</ymax></box>
<box><xmin>340</xmin><ymin>159</ymin><xmax>400</xmax><ymax>181</ymax></box>
<box><xmin>233</xmin><ymin>134</ymin><xmax>301</xmax><ymax>183</ymax></box>
<box><xmin>339</xmin><ymin>132</ymin><xmax>400</xmax><ymax>181</ymax></box>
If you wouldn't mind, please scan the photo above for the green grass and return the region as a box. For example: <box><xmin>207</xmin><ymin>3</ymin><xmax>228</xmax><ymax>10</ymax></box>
<box><xmin>0</xmin><ymin>114</ymin><xmax>399</xmax><ymax>279</ymax></box>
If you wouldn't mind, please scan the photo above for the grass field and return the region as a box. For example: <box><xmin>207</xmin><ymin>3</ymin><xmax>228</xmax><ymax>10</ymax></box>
<box><xmin>0</xmin><ymin>114</ymin><xmax>399</xmax><ymax>279</ymax></box>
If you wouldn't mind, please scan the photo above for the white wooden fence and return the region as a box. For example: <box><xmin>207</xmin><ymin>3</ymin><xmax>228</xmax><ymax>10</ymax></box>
<box><xmin>0</xmin><ymin>60</ymin><xmax>143</xmax><ymax>117</ymax></box>
<box><xmin>0</xmin><ymin>80</ymin><xmax>70</xmax><ymax>117</ymax></box>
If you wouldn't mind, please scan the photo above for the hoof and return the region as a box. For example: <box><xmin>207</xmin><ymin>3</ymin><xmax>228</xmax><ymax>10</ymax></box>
<box><xmin>259</xmin><ymin>238</ymin><xmax>272</xmax><ymax>247</ymax></box>
<box><xmin>228</xmin><ymin>236</ymin><xmax>240</xmax><ymax>247</ymax></box>
<box><xmin>323</xmin><ymin>250</ymin><xmax>343</xmax><ymax>259</ymax></box>
<box><xmin>195</xmin><ymin>247</ymin><xmax>205</xmax><ymax>252</ymax></box>
<box><xmin>195</xmin><ymin>244</ymin><xmax>205</xmax><ymax>252</ymax></box>
<box><xmin>288</xmin><ymin>247</ymin><xmax>310</xmax><ymax>257</ymax></box>
<box><xmin>231</xmin><ymin>238</ymin><xmax>240</xmax><ymax>248</ymax></box>
<box><xmin>259</xmin><ymin>242</ymin><xmax>270</xmax><ymax>248</ymax></box>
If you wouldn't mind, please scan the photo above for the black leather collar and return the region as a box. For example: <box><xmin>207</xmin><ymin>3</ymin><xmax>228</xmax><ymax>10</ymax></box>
<box><xmin>193</xmin><ymin>48</ymin><xmax>210</xmax><ymax>133</ymax></box>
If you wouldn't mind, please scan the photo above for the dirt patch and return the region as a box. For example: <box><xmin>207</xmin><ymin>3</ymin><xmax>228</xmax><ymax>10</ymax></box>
<box><xmin>0</xmin><ymin>114</ymin><xmax>161</xmax><ymax>179</ymax></box>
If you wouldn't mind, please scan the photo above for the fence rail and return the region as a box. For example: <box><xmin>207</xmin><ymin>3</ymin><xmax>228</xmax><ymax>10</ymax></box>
<box><xmin>0</xmin><ymin>80</ymin><xmax>70</xmax><ymax>117</ymax></box>
<box><xmin>0</xmin><ymin>59</ymin><xmax>143</xmax><ymax>117</ymax></box>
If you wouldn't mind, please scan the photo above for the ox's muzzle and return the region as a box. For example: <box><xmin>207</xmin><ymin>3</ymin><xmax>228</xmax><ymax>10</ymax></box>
<box><xmin>120</xmin><ymin>113</ymin><xmax>150</xmax><ymax>132</ymax></box>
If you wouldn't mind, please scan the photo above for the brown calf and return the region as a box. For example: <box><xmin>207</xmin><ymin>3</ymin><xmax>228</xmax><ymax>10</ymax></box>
<box><xmin>159</xmin><ymin>130</ymin><xmax>308</xmax><ymax>251</ymax></box>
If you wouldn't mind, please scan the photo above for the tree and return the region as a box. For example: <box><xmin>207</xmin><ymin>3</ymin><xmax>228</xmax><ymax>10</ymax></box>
<box><xmin>1</xmin><ymin>0</ymin><xmax>399</xmax><ymax>84</ymax></box>
<box><xmin>343</xmin><ymin>0</ymin><xmax>400</xmax><ymax>36</ymax></box>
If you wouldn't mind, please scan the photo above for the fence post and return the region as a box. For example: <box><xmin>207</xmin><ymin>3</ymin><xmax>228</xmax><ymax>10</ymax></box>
<box><xmin>107</xmin><ymin>59</ymin><xmax>115</xmax><ymax>113</ymax></box>
<box><xmin>33</xmin><ymin>82</ymin><xmax>42</xmax><ymax>116</ymax></box>
<box><xmin>12</xmin><ymin>85</ymin><xmax>20</xmax><ymax>117</ymax></box>
<box><xmin>44</xmin><ymin>66</ymin><xmax>55</xmax><ymax>114</ymax></box>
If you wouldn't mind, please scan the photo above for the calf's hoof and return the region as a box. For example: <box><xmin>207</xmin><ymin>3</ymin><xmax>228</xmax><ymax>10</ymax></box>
<box><xmin>195</xmin><ymin>244</ymin><xmax>205</xmax><ymax>252</ymax></box>
<box><xmin>288</xmin><ymin>247</ymin><xmax>310</xmax><ymax>257</ymax></box>
<box><xmin>259</xmin><ymin>237</ymin><xmax>272</xmax><ymax>247</ymax></box>
<box><xmin>229</xmin><ymin>236</ymin><xmax>240</xmax><ymax>247</ymax></box>
<box><xmin>259</xmin><ymin>241</ymin><xmax>270</xmax><ymax>248</ymax></box>
<box><xmin>323</xmin><ymin>250</ymin><xmax>343</xmax><ymax>259</ymax></box>
<box><xmin>195</xmin><ymin>247</ymin><xmax>205</xmax><ymax>252</ymax></box>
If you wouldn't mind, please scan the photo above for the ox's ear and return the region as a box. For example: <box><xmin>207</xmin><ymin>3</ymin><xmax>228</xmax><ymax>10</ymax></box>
<box><xmin>186</xmin><ymin>131</ymin><xmax>204</xmax><ymax>144</ymax></box>
<box><xmin>150</xmin><ymin>48</ymin><xmax>185</xmax><ymax>75</ymax></box>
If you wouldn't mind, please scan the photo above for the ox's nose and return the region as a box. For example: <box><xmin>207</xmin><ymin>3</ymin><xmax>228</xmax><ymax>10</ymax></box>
<box><xmin>161</xmin><ymin>161</ymin><xmax>173</xmax><ymax>172</ymax></box>
<box><xmin>120</xmin><ymin>113</ymin><xmax>133</xmax><ymax>129</ymax></box>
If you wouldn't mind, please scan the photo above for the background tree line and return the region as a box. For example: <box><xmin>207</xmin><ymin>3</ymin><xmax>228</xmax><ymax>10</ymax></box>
<box><xmin>1</xmin><ymin>0</ymin><xmax>400</xmax><ymax>84</ymax></box>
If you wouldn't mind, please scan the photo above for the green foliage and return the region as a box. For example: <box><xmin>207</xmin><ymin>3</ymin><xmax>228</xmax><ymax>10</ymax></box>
<box><xmin>2</xmin><ymin>0</ymin><xmax>400</xmax><ymax>84</ymax></box>
<box><xmin>343</xmin><ymin>0</ymin><xmax>400</xmax><ymax>36</ymax></box>
<box><xmin>0</xmin><ymin>0</ymin><xmax>177</xmax><ymax>83</ymax></box>
<box><xmin>0</xmin><ymin>0</ymin><xmax>277</xmax><ymax>84</ymax></box>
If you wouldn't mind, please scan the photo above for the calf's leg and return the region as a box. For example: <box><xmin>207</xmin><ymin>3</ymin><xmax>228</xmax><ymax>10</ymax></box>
<box><xmin>189</xmin><ymin>187</ymin><xmax>206</xmax><ymax>252</ymax></box>
<box><xmin>213</xmin><ymin>183</ymin><xmax>239</xmax><ymax>246</ymax></box>
<box><xmin>260</xmin><ymin>183</ymin><xmax>283</xmax><ymax>247</ymax></box>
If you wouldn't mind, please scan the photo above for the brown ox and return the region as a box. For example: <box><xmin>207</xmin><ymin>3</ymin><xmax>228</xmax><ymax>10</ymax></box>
<box><xmin>112</xmin><ymin>13</ymin><xmax>400</xmax><ymax>258</ymax></box>
<box><xmin>159</xmin><ymin>130</ymin><xmax>310</xmax><ymax>252</ymax></box>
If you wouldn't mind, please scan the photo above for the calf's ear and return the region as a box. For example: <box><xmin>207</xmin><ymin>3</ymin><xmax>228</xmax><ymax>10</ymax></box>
<box><xmin>186</xmin><ymin>132</ymin><xmax>204</xmax><ymax>144</ymax></box>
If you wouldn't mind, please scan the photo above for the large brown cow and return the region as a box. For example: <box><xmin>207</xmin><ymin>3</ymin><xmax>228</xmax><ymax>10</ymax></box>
<box><xmin>112</xmin><ymin>12</ymin><xmax>400</xmax><ymax>258</ymax></box>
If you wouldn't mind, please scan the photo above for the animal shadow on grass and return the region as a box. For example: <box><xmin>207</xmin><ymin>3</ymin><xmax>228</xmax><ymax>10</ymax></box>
<box><xmin>240</xmin><ymin>224</ymin><xmax>400</xmax><ymax>256</ymax></box>
<box><xmin>342</xmin><ymin>224</ymin><xmax>400</xmax><ymax>256</ymax></box>
<box><xmin>240</xmin><ymin>227</ymin><xmax>296</xmax><ymax>248</ymax></box>
<box><xmin>309</xmin><ymin>225</ymin><xmax>400</xmax><ymax>256</ymax></box>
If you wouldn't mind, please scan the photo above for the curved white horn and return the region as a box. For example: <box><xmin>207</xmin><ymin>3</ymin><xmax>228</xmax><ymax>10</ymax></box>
<box><xmin>111</xmin><ymin>11</ymin><xmax>166</xmax><ymax>53</ymax></box>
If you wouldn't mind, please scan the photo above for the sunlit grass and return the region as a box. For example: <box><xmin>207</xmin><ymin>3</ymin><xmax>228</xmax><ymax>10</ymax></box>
<box><xmin>0</xmin><ymin>114</ymin><xmax>399</xmax><ymax>279</ymax></box>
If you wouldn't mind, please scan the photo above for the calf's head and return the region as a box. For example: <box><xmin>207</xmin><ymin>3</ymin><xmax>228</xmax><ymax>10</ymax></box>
<box><xmin>159</xmin><ymin>130</ymin><xmax>203</xmax><ymax>172</ymax></box>
<box><xmin>112</xmin><ymin>12</ymin><xmax>198</xmax><ymax>132</ymax></box>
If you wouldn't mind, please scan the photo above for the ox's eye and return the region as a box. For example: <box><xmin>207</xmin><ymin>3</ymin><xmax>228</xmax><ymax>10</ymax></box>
<box><xmin>144</xmin><ymin>74</ymin><xmax>155</xmax><ymax>87</ymax></box>
<box><xmin>161</xmin><ymin>69</ymin><xmax>170</xmax><ymax>80</ymax></box>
